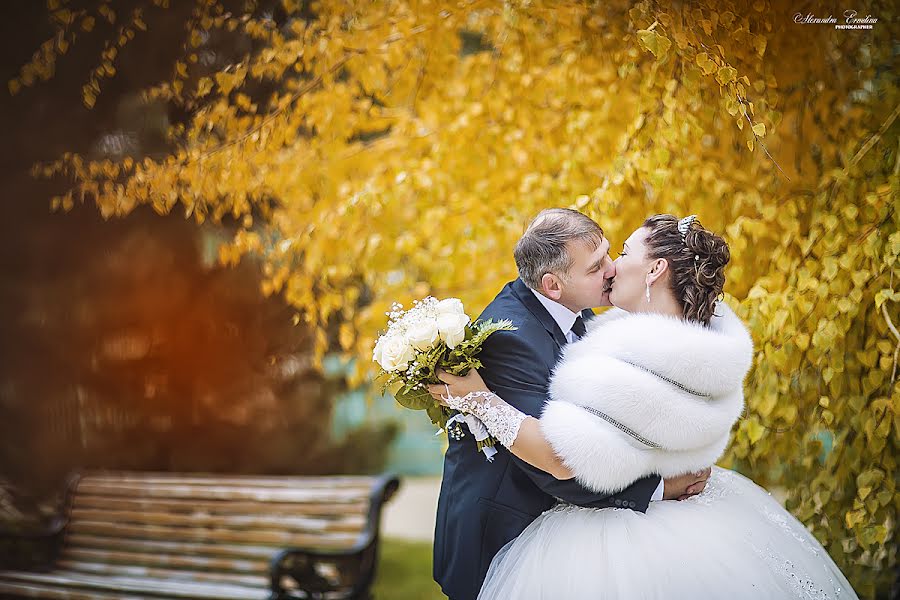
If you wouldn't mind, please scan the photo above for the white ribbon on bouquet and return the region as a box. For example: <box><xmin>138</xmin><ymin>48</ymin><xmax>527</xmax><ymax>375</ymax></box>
<box><xmin>439</xmin><ymin>413</ymin><xmax>498</xmax><ymax>462</ymax></box>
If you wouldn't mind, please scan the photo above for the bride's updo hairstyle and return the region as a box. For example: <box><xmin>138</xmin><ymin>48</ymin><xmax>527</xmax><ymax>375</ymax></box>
<box><xmin>642</xmin><ymin>214</ymin><xmax>730</xmax><ymax>326</ymax></box>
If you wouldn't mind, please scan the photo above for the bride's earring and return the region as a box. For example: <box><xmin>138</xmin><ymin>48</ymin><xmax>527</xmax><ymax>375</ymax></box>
<box><xmin>645</xmin><ymin>281</ymin><xmax>651</xmax><ymax>303</ymax></box>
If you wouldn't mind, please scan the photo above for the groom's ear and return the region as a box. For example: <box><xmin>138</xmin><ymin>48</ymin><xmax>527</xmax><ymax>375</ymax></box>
<box><xmin>540</xmin><ymin>272</ymin><xmax>564</xmax><ymax>301</ymax></box>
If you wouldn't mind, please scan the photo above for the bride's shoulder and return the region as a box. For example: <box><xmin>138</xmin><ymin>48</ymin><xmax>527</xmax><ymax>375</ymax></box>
<box><xmin>559</xmin><ymin>309</ymin><xmax>629</xmax><ymax>363</ymax></box>
<box><xmin>585</xmin><ymin>307</ymin><xmax>629</xmax><ymax>333</ymax></box>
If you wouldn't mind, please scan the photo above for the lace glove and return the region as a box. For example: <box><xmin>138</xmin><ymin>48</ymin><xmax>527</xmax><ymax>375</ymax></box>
<box><xmin>442</xmin><ymin>390</ymin><xmax>528</xmax><ymax>448</ymax></box>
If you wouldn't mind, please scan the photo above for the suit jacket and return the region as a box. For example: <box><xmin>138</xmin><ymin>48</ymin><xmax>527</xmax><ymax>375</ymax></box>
<box><xmin>432</xmin><ymin>278</ymin><xmax>661</xmax><ymax>600</ymax></box>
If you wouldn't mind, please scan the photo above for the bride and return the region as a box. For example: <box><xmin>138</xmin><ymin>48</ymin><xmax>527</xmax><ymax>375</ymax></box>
<box><xmin>429</xmin><ymin>214</ymin><xmax>857</xmax><ymax>599</ymax></box>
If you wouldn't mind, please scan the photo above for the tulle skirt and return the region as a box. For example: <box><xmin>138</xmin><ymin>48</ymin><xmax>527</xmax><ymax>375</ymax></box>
<box><xmin>478</xmin><ymin>467</ymin><xmax>857</xmax><ymax>600</ymax></box>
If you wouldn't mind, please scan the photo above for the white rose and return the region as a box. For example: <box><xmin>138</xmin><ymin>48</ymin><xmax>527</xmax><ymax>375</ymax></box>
<box><xmin>407</xmin><ymin>318</ymin><xmax>440</xmax><ymax>351</ymax></box>
<box><xmin>436</xmin><ymin>297</ymin><xmax>466</xmax><ymax>316</ymax></box>
<box><xmin>373</xmin><ymin>335</ymin><xmax>389</xmax><ymax>366</ymax></box>
<box><xmin>374</xmin><ymin>335</ymin><xmax>416</xmax><ymax>372</ymax></box>
<box><xmin>437</xmin><ymin>312</ymin><xmax>470</xmax><ymax>349</ymax></box>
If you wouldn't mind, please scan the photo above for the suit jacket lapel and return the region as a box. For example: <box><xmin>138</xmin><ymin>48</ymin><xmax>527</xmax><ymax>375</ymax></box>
<box><xmin>510</xmin><ymin>278</ymin><xmax>569</xmax><ymax>351</ymax></box>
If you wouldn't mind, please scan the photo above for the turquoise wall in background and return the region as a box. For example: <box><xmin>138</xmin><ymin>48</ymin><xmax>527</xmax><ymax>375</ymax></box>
<box><xmin>326</xmin><ymin>356</ymin><xmax>446</xmax><ymax>476</ymax></box>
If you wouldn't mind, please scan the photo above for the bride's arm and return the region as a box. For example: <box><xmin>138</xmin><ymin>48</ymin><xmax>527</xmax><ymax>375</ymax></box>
<box><xmin>511</xmin><ymin>414</ymin><xmax>575</xmax><ymax>480</ymax></box>
<box><xmin>427</xmin><ymin>369</ymin><xmax>574</xmax><ymax>480</ymax></box>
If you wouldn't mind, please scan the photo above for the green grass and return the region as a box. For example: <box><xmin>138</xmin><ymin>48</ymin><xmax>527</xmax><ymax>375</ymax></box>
<box><xmin>373</xmin><ymin>538</ymin><xmax>447</xmax><ymax>600</ymax></box>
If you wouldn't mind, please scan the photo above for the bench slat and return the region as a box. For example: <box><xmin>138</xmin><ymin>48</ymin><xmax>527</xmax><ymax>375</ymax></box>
<box><xmin>57</xmin><ymin>561</ymin><xmax>267</xmax><ymax>588</ymax></box>
<box><xmin>72</xmin><ymin>495</ymin><xmax>368</xmax><ymax>517</ymax></box>
<box><xmin>0</xmin><ymin>571</ymin><xmax>267</xmax><ymax>600</ymax></box>
<box><xmin>60</xmin><ymin>548</ymin><xmax>267</xmax><ymax>576</ymax></box>
<box><xmin>67</xmin><ymin>520</ymin><xmax>360</xmax><ymax>548</ymax></box>
<box><xmin>75</xmin><ymin>482</ymin><xmax>372</xmax><ymax>503</ymax></box>
<box><xmin>69</xmin><ymin>507</ymin><xmax>366</xmax><ymax>533</ymax></box>
<box><xmin>0</xmin><ymin>580</ymin><xmax>151</xmax><ymax>600</ymax></box>
<box><xmin>82</xmin><ymin>474</ymin><xmax>377</xmax><ymax>488</ymax></box>
<box><xmin>63</xmin><ymin>534</ymin><xmax>278</xmax><ymax>561</ymax></box>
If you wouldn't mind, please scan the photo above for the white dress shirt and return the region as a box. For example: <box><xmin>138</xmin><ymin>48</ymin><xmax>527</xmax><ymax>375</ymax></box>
<box><xmin>530</xmin><ymin>288</ymin><xmax>665</xmax><ymax>502</ymax></box>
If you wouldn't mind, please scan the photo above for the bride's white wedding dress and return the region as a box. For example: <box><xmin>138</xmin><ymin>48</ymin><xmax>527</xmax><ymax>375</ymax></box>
<box><xmin>473</xmin><ymin>305</ymin><xmax>858</xmax><ymax>599</ymax></box>
<box><xmin>479</xmin><ymin>467</ymin><xmax>855</xmax><ymax>599</ymax></box>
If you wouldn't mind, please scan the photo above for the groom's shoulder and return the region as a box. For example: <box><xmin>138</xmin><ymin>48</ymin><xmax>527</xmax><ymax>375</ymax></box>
<box><xmin>479</xmin><ymin>280</ymin><xmax>523</xmax><ymax>317</ymax></box>
<box><xmin>478</xmin><ymin>282</ymin><xmax>545</xmax><ymax>337</ymax></box>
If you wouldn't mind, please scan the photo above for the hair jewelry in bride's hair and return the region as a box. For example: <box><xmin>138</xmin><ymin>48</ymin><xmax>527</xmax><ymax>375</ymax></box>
<box><xmin>677</xmin><ymin>214</ymin><xmax>697</xmax><ymax>241</ymax></box>
<box><xmin>678</xmin><ymin>215</ymin><xmax>699</xmax><ymax>261</ymax></box>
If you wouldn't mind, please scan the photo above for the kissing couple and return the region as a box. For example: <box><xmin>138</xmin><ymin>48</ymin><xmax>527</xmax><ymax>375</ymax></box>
<box><xmin>427</xmin><ymin>209</ymin><xmax>857</xmax><ymax>599</ymax></box>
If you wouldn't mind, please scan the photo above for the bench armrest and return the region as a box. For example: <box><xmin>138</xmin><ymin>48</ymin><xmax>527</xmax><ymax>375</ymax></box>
<box><xmin>268</xmin><ymin>474</ymin><xmax>400</xmax><ymax>600</ymax></box>
<box><xmin>0</xmin><ymin>515</ymin><xmax>67</xmax><ymax>540</ymax></box>
<box><xmin>0</xmin><ymin>473</ymin><xmax>81</xmax><ymax>570</ymax></box>
<box><xmin>269</xmin><ymin>541</ymin><xmax>377</xmax><ymax>600</ymax></box>
<box><xmin>0</xmin><ymin>515</ymin><xmax>69</xmax><ymax>570</ymax></box>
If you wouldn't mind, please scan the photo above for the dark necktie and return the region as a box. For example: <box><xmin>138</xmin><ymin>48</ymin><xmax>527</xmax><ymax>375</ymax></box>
<box><xmin>570</xmin><ymin>315</ymin><xmax>586</xmax><ymax>340</ymax></box>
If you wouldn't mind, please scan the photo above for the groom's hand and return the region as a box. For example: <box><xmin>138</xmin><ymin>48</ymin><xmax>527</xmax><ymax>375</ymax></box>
<box><xmin>663</xmin><ymin>468</ymin><xmax>712</xmax><ymax>501</ymax></box>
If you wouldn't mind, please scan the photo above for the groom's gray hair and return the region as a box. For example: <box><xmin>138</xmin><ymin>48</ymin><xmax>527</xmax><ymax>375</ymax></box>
<box><xmin>515</xmin><ymin>208</ymin><xmax>605</xmax><ymax>290</ymax></box>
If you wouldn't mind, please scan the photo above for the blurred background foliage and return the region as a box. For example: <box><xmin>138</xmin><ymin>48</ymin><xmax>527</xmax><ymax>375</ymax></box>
<box><xmin>2</xmin><ymin>0</ymin><xmax>898</xmax><ymax>595</ymax></box>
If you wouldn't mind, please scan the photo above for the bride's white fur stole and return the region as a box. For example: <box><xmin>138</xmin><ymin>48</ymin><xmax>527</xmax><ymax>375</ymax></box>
<box><xmin>540</xmin><ymin>303</ymin><xmax>754</xmax><ymax>494</ymax></box>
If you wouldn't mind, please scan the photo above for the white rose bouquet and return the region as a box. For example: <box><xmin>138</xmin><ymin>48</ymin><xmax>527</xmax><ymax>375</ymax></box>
<box><xmin>373</xmin><ymin>296</ymin><xmax>516</xmax><ymax>456</ymax></box>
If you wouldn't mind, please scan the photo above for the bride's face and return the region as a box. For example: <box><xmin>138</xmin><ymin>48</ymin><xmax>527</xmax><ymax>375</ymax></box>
<box><xmin>609</xmin><ymin>227</ymin><xmax>653</xmax><ymax>311</ymax></box>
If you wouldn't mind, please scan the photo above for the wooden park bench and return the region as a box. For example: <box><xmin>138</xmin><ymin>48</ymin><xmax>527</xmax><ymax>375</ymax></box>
<box><xmin>0</xmin><ymin>471</ymin><xmax>400</xmax><ymax>599</ymax></box>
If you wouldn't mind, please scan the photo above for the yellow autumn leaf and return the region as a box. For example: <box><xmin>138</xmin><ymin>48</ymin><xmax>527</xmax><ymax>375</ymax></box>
<box><xmin>636</xmin><ymin>29</ymin><xmax>671</xmax><ymax>59</ymax></box>
<box><xmin>215</xmin><ymin>72</ymin><xmax>236</xmax><ymax>95</ymax></box>
<box><xmin>196</xmin><ymin>77</ymin><xmax>213</xmax><ymax>97</ymax></box>
<box><xmin>754</xmin><ymin>35</ymin><xmax>767</xmax><ymax>57</ymax></box>
<box><xmin>695</xmin><ymin>52</ymin><xmax>717</xmax><ymax>75</ymax></box>
<box><xmin>81</xmin><ymin>86</ymin><xmax>96</xmax><ymax>108</ymax></box>
<box><xmin>715</xmin><ymin>65</ymin><xmax>737</xmax><ymax>85</ymax></box>
<box><xmin>746</xmin><ymin>419</ymin><xmax>765</xmax><ymax>444</ymax></box>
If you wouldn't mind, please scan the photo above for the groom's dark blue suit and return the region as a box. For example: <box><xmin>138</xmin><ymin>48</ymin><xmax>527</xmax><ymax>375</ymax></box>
<box><xmin>433</xmin><ymin>279</ymin><xmax>661</xmax><ymax>600</ymax></box>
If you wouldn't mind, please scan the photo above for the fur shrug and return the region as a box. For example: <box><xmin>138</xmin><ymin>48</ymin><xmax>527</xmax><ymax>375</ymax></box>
<box><xmin>539</xmin><ymin>303</ymin><xmax>754</xmax><ymax>494</ymax></box>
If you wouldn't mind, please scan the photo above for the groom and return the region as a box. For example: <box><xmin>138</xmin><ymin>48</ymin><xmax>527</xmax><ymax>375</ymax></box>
<box><xmin>432</xmin><ymin>208</ymin><xmax>711</xmax><ymax>600</ymax></box>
